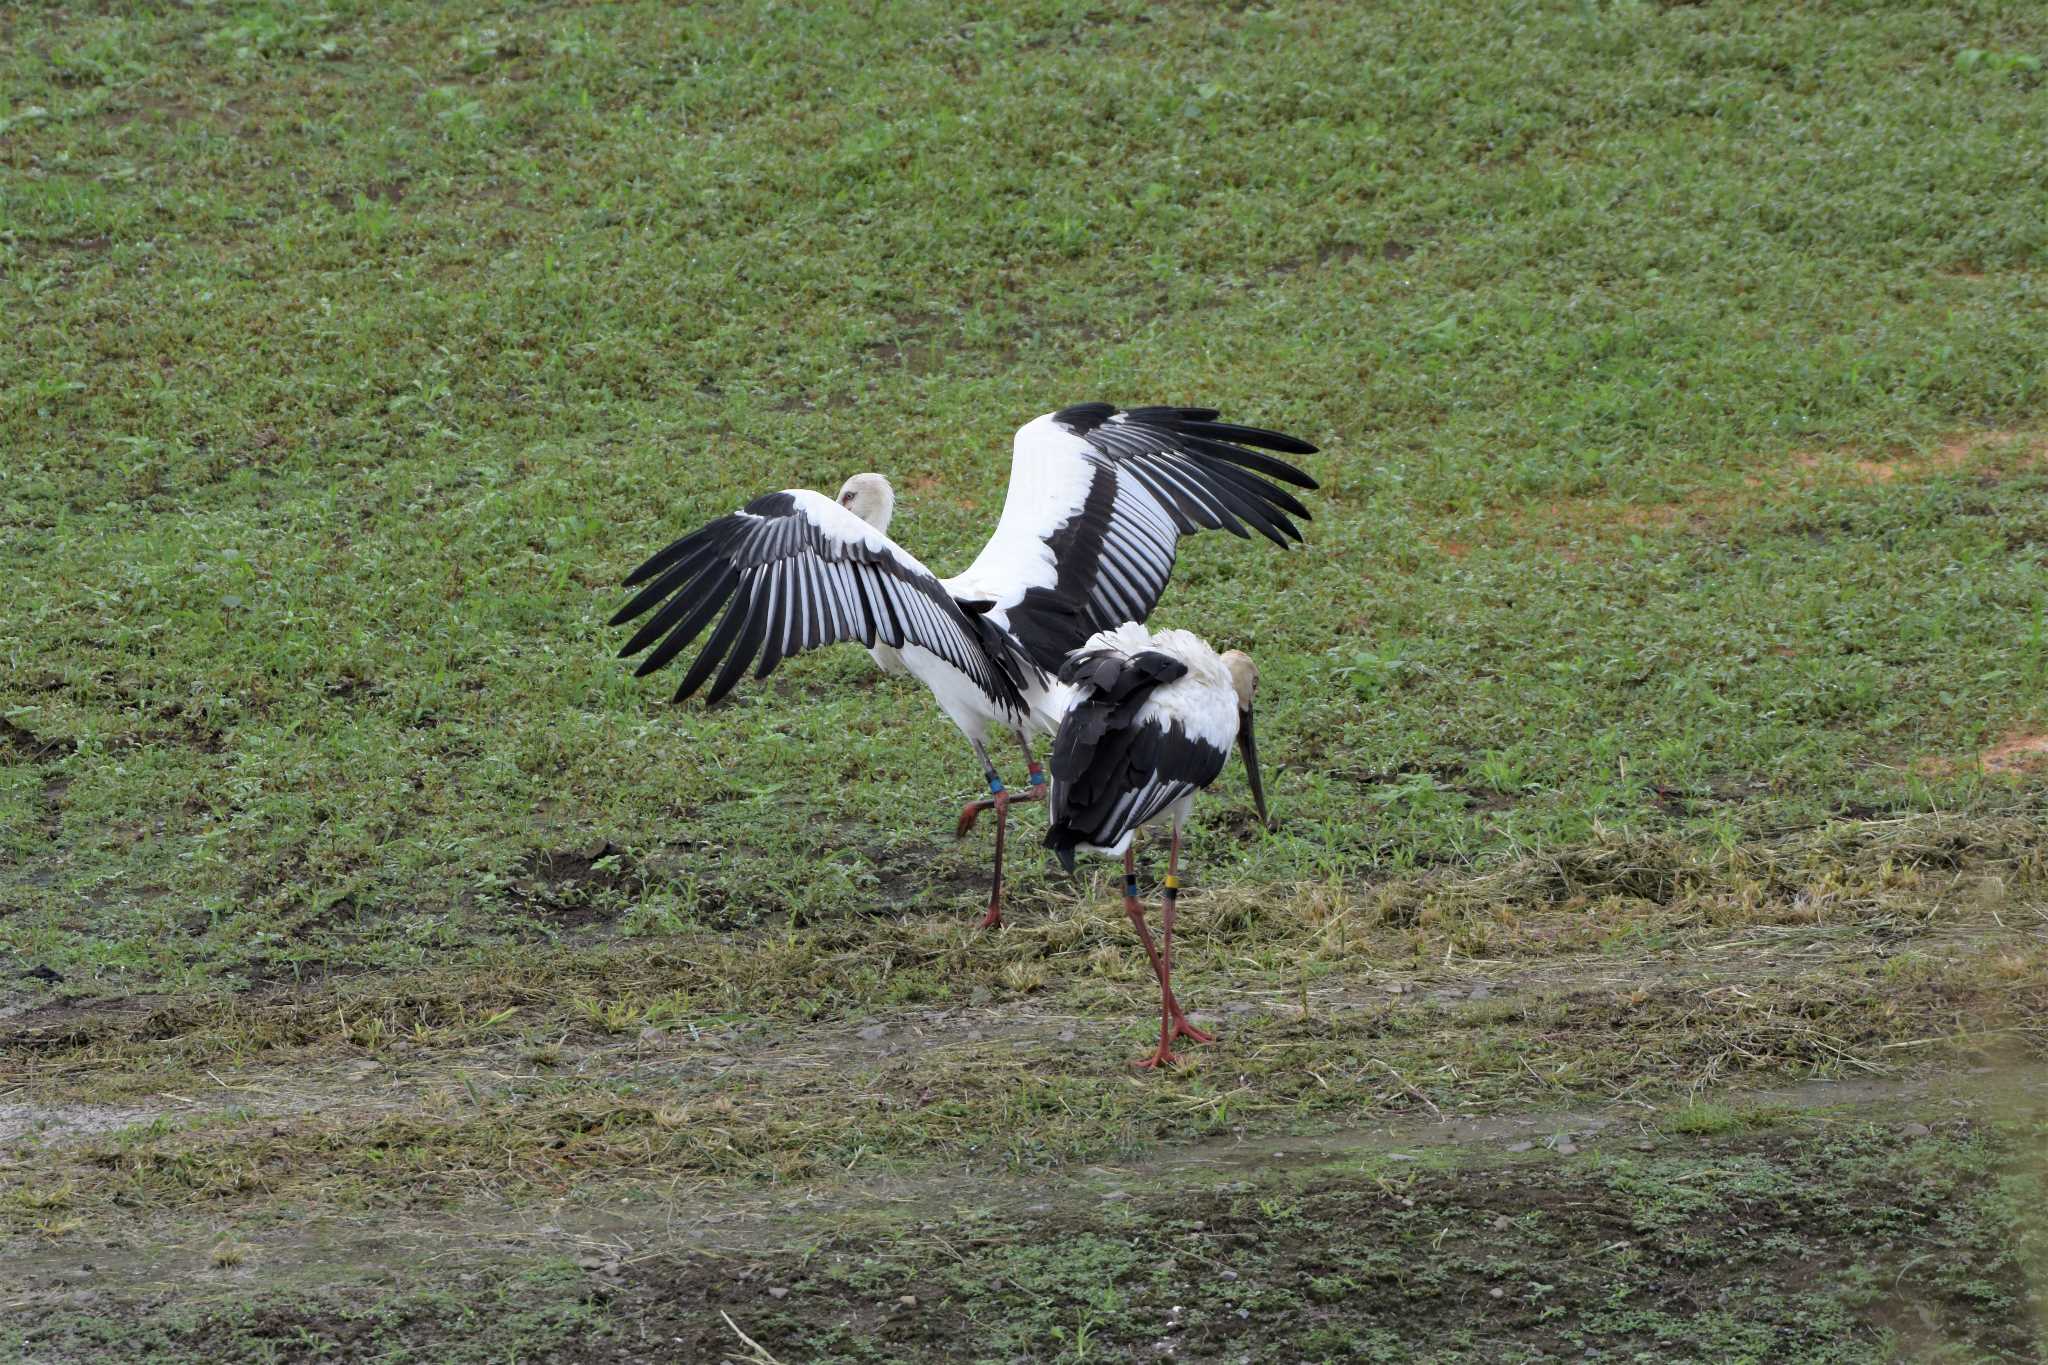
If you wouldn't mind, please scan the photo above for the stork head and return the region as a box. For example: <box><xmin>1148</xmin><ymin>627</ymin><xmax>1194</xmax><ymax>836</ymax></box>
<box><xmin>1221</xmin><ymin>649</ymin><xmax>1258</xmax><ymax>711</ymax></box>
<box><xmin>1220</xmin><ymin>649</ymin><xmax>1273</xmax><ymax>832</ymax></box>
<box><xmin>836</xmin><ymin>473</ymin><xmax>895</xmax><ymax>533</ymax></box>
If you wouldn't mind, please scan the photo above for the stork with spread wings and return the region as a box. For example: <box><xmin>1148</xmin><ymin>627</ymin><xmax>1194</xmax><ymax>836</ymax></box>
<box><xmin>611</xmin><ymin>403</ymin><xmax>1318</xmax><ymax>926</ymax></box>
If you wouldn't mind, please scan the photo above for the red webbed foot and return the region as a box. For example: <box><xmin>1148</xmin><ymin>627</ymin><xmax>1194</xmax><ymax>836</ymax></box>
<box><xmin>956</xmin><ymin>797</ymin><xmax>996</xmax><ymax>838</ymax></box>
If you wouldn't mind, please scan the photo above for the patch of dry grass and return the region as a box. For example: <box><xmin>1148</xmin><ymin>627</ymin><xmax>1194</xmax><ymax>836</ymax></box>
<box><xmin>4</xmin><ymin>809</ymin><xmax>2041</xmax><ymax>1223</ymax></box>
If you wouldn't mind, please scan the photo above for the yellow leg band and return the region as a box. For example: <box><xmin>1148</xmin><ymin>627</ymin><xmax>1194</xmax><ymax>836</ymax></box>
<box><xmin>1163</xmin><ymin>874</ymin><xmax>1182</xmax><ymax>890</ymax></box>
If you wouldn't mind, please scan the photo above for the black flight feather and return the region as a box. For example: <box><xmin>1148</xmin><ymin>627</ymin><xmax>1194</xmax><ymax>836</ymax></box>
<box><xmin>615</xmin><ymin>493</ymin><xmax>1029</xmax><ymax>712</ymax></box>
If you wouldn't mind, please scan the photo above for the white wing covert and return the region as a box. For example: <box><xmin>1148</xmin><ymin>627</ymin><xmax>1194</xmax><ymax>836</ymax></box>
<box><xmin>953</xmin><ymin>405</ymin><xmax>1319</xmax><ymax>674</ymax></box>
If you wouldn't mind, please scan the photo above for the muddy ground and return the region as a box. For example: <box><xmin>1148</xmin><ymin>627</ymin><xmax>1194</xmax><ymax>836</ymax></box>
<box><xmin>5</xmin><ymin>888</ymin><xmax>2045</xmax><ymax>1364</ymax></box>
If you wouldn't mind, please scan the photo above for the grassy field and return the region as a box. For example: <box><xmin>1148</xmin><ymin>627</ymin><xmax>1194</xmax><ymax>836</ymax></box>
<box><xmin>5</xmin><ymin>0</ymin><xmax>2048</xmax><ymax>1359</ymax></box>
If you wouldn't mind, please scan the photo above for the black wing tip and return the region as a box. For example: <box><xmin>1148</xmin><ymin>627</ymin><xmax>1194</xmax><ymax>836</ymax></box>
<box><xmin>1263</xmin><ymin>470</ymin><xmax>1318</xmax><ymax>495</ymax></box>
<box><xmin>621</xmin><ymin>523</ymin><xmax>720</xmax><ymax>589</ymax></box>
<box><xmin>1187</xmin><ymin>423</ymin><xmax>1327</xmax><ymax>466</ymax></box>
<box><xmin>1198</xmin><ymin>440</ymin><xmax>1321</xmax><ymax>491</ymax></box>
<box><xmin>670</xmin><ymin>672</ymin><xmax>743</xmax><ymax>706</ymax></box>
<box><xmin>621</xmin><ymin>557</ymin><xmax>667</xmax><ymax>589</ymax></box>
<box><xmin>1043</xmin><ymin>827</ymin><xmax>1081</xmax><ymax>871</ymax></box>
<box><xmin>1250</xmin><ymin>521</ymin><xmax>1291</xmax><ymax>547</ymax></box>
<box><xmin>1080</xmin><ymin>403</ymin><xmax>1321</xmax><ymax>466</ymax></box>
<box><xmin>1227</xmin><ymin>428</ymin><xmax>1320</xmax><ymax>458</ymax></box>
<box><xmin>1271</xmin><ymin>459</ymin><xmax>1321</xmax><ymax>490</ymax></box>
<box><xmin>1179</xmin><ymin>417</ymin><xmax>1319</xmax><ymax>458</ymax></box>
<box><xmin>620</xmin><ymin>554</ymin><xmax>665</xmax><ymax>589</ymax></box>
<box><xmin>1054</xmin><ymin>399</ymin><xmax>1318</xmax><ymax>451</ymax></box>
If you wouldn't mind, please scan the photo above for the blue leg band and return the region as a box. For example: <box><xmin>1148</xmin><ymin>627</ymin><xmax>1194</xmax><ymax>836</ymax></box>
<box><xmin>1123</xmin><ymin>876</ymin><xmax>1139</xmax><ymax>899</ymax></box>
<box><xmin>987</xmin><ymin>777</ymin><xmax>1004</xmax><ymax>794</ymax></box>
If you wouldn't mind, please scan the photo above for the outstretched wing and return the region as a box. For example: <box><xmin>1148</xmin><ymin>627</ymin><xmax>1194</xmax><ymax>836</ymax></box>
<box><xmin>949</xmin><ymin>404</ymin><xmax>1319</xmax><ymax>675</ymax></box>
<box><xmin>1043</xmin><ymin>642</ymin><xmax>1231</xmax><ymax>865</ymax></box>
<box><xmin>612</xmin><ymin>489</ymin><xmax>1029</xmax><ymax>709</ymax></box>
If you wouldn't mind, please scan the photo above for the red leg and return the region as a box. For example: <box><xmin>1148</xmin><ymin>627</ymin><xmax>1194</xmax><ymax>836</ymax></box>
<box><xmin>977</xmin><ymin>787</ymin><xmax>1009</xmax><ymax>929</ymax></box>
<box><xmin>1160</xmin><ymin>822</ymin><xmax>1213</xmax><ymax>1047</ymax></box>
<box><xmin>1123</xmin><ymin>848</ymin><xmax>1181</xmax><ymax>1068</ymax></box>
<box><xmin>957</xmin><ymin>760</ymin><xmax>1046</xmax><ymax>836</ymax></box>
<box><xmin>957</xmin><ymin>746</ymin><xmax>1046</xmax><ymax>929</ymax></box>
<box><xmin>956</xmin><ymin>794</ymin><xmax>992</xmax><ymax>837</ymax></box>
<box><xmin>1016</xmin><ymin>739</ymin><xmax>1049</xmax><ymax>805</ymax></box>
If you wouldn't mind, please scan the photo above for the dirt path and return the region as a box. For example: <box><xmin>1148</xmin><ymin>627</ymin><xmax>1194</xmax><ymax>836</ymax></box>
<box><xmin>6</xmin><ymin>1064</ymin><xmax>2044</xmax><ymax>1361</ymax></box>
<box><xmin>4</xmin><ymin>904</ymin><xmax>2045</xmax><ymax>1360</ymax></box>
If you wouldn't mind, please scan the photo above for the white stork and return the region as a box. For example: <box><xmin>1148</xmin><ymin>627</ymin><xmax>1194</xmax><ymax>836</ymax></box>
<box><xmin>1042</xmin><ymin>623</ymin><xmax>1267</xmax><ymax>1068</ymax></box>
<box><xmin>609</xmin><ymin>403</ymin><xmax>1315</xmax><ymax>925</ymax></box>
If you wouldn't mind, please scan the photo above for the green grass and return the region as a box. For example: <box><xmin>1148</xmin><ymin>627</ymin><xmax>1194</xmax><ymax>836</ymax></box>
<box><xmin>9</xmin><ymin>1104</ymin><xmax>2046</xmax><ymax>1363</ymax></box>
<box><xmin>5</xmin><ymin>0</ymin><xmax>2048</xmax><ymax>1357</ymax></box>
<box><xmin>5</xmin><ymin>0</ymin><xmax>2047</xmax><ymax>989</ymax></box>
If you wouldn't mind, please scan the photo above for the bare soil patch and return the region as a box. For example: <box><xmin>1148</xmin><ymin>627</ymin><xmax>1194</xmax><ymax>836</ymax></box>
<box><xmin>1794</xmin><ymin>429</ymin><xmax>2042</xmax><ymax>485</ymax></box>
<box><xmin>510</xmin><ymin>843</ymin><xmax>646</xmax><ymax>926</ymax></box>
<box><xmin>0</xmin><ymin>718</ymin><xmax>75</xmax><ymax>766</ymax></box>
<box><xmin>1982</xmin><ymin>732</ymin><xmax>2048</xmax><ymax>776</ymax></box>
<box><xmin>1478</xmin><ymin>428</ymin><xmax>2046</xmax><ymax>558</ymax></box>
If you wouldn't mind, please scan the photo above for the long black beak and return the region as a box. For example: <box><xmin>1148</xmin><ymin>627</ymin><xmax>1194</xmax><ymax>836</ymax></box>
<box><xmin>1238</xmin><ymin>708</ymin><xmax>1273</xmax><ymax>831</ymax></box>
